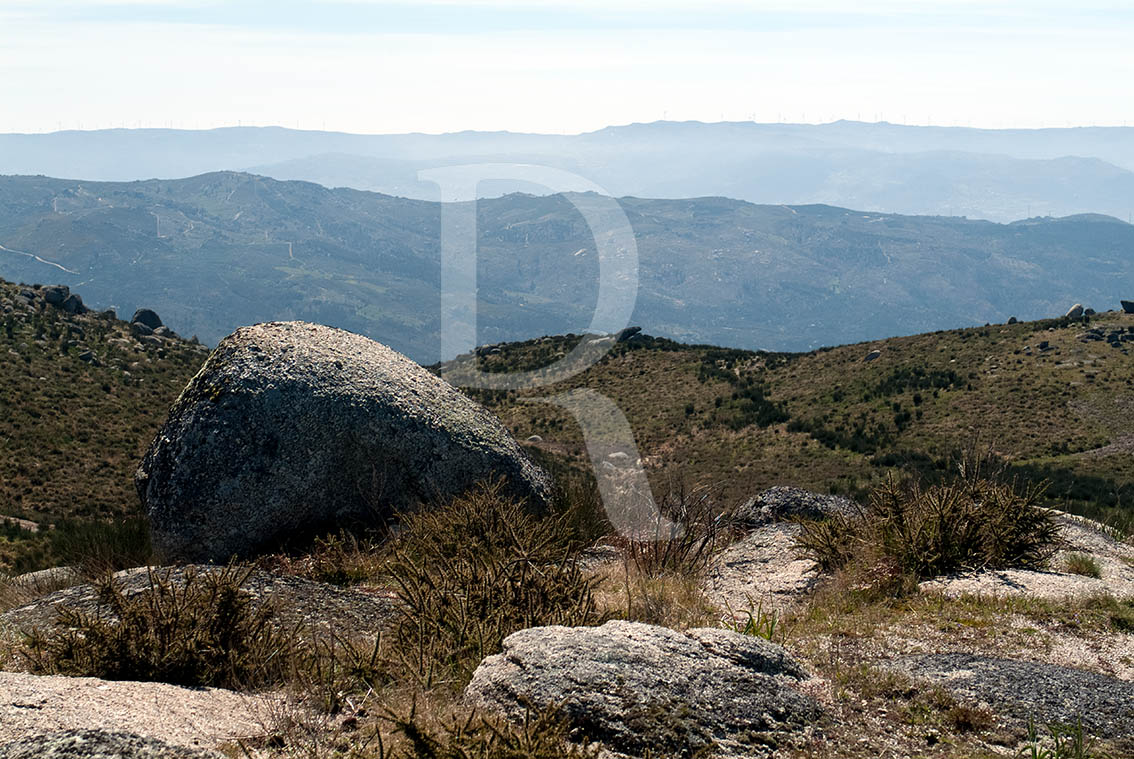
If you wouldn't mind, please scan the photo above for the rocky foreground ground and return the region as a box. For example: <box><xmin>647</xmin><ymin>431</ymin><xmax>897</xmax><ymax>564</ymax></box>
<box><xmin>2</xmin><ymin>488</ymin><xmax>1132</xmax><ymax>758</ymax></box>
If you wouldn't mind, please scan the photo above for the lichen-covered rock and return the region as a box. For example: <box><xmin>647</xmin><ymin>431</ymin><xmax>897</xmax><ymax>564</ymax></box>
<box><xmin>465</xmin><ymin>620</ymin><xmax>823</xmax><ymax>757</ymax></box>
<box><xmin>0</xmin><ymin>730</ymin><xmax>223</xmax><ymax>759</ymax></box>
<box><xmin>137</xmin><ymin>322</ymin><xmax>551</xmax><ymax>562</ymax></box>
<box><xmin>893</xmin><ymin>654</ymin><xmax>1134</xmax><ymax>739</ymax></box>
<box><xmin>733</xmin><ymin>486</ymin><xmax>856</xmax><ymax>528</ymax></box>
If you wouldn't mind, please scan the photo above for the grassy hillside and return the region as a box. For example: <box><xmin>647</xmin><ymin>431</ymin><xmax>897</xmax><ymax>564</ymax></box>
<box><xmin>0</xmin><ymin>279</ymin><xmax>206</xmax><ymax>571</ymax></box>
<box><xmin>4</xmin><ymin>269</ymin><xmax>1133</xmax><ymax>572</ymax></box>
<box><xmin>459</xmin><ymin>310</ymin><xmax>1134</xmax><ymax>531</ymax></box>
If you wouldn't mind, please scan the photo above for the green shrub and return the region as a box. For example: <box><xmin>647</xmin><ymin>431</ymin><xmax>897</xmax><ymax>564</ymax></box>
<box><xmin>795</xmin><ymin>471</ymin><xmax>1060</xmax><ymax>583</ymax></box>
<box><xmin>387</xmin><ymin>481</ymin><xmax>603</xmax><ymax>686</ymax></box>
<box><xmin>23</xmin><ymin>565</ymin><xmax>297</xmax><ymax>689</ymax></box>
<box><xmin>1063</xmin><ymin>553</ymin><xmax>1102</xmax><ymax>579</ymax></box>
<box><xmin>1018</xmin><ymin>717</ymin><xmax>1114</xmax><ymax>759</ymax></box>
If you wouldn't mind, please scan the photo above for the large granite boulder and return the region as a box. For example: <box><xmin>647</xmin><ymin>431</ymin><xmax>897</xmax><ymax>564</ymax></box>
<box><xmin>136</xmin><ymin>322</ymin><xmax>551</xmax><ymax>562</ymax></box>
<box><xmin>465</xmin><ymin>620</ymin><xmax>823</xmax><ymax>757</ymax></box>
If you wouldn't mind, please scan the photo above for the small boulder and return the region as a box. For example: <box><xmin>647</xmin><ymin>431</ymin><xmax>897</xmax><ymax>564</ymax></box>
<box><xmin>42</xmin><ymin>285</ymin><xmax>69</xmax><ymax>306</ymax></box>
<box><xmin>152</xmin><ymin>326</ymin><xmax>174</xmax><ymax>338</ymax></box>
<box><xmin>61</xmin><ymin>293</ymin><xmax>85</xmax><ymax>315</ymax></box>
<box><xmin>130</xmin><ymin>321</ymin><xmax>154</xmax><ymax>337</ymax></box>
<box><xmin>1008</xmin><ymin>316</ymin><xmax>1018</xmax><ymax>324</ymax></box>
<box><xmin>864</xmin><ymin>349</ymin><xmax>882</xmax><ymax>362</ymax></box>
<box><xmin>733</xmin><ymin>486</ymin><xmax>856</xmax><ymax>528</ymax></box>
<box><xmin>132</xmin><ymin>308</ymin><xmax>163</xmax><ymax>330</ymax></box>
<box><xmin>615</xmin><ymin>325</ymin><xmax>642</xmax><ymax>342</ymax></box>
<box><xmin>1065</xmin><ymin>303</ymin><xmax>1084</xmax><ymax>319</ymax></box>
<box><xmin>136</xmin><ymin>322</ymin><xmax>552</xmax><ymax>562</ymax></box>
<box><xmin>466</xmin><ymin>620</ymin><xmax>822</xmax><ymax>758</ymax></box>
<box><xmin>1122</xmin><ymin>300</ymin><xmax>1134</xmax><ymax>314</ymax></box>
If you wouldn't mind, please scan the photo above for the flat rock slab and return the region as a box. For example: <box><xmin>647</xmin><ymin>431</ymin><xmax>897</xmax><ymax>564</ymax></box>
<box><xmin>893</xmin><ymin>654</ymin><xmax>1134</xmax><ymax>739</ymax></box>
<box><xmin>465</xmin><ymin>620</ymin><xmax>823</xmax><ymax>758</ymax></box>
<box><xmin>0</xmin><ymin>730</ymin><xmax>223</xmax><ymax>759</ymax></box>
<box><xmin>920</xmin><ymin>512</ymin><xmax>1134</xmax><ymax>601</ymax></box>
<box><xmin>0</xmin><ymin>565</ymin><xmax>397</xmax><ymax>636</ymax></box>
<box><xmin>707</xmin><ymin>523</ymin><xmax>820</xmax><ymax>616</ymax></box>
<box><xmin>0</xmin><ymin>672</ymin><xmax>273</xmax><ymax>751</ymax></box>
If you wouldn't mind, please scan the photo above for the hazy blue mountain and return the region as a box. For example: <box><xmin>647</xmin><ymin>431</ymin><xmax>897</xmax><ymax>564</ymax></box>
<box><xmin>3</xmin><ymin>122</ymin><xmax>1134</xmax><ymax>222</ymax></box>
<box><xmin>0</xmin><ymin>173</ymin><xmax>1131</xmax><ymax>364</ymax></box>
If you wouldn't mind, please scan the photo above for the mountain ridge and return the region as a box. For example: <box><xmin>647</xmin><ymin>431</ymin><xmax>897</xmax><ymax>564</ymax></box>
<box><xmin>1</xmin><ymin>171</ymin><xmax>1132</xmax><ymax>364</ymax></box>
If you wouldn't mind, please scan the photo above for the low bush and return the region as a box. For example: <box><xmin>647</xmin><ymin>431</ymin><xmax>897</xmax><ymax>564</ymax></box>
<box><xmin>795</xmin><ymin>469</ymin><xmax>1061</xmax><ymax>583</ymax></box>
<box><xmin>1063</xmin><ymin>553</ymin><xmax>1102</xmax><ymax>579</ymax></box>
<box><xmin>621</xmin><ymin>482</ymin><xmax>730</xmax><ymax>579</ymax></box>
<box><xmin>23</xmin><ymin>565</ymin><xmax>297</xmax><ymax>689</ymax></box>
<box><xmin>386</xmin><ymin>481</ymin><xmax>604</xmax><ymax>687</ymax></box>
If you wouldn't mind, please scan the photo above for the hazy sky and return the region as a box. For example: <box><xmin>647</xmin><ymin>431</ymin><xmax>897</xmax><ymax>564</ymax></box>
<box><xmin>1</xmin><ymin>0</ymin><xmax>1132</xmax><ymax>134</ymax></box>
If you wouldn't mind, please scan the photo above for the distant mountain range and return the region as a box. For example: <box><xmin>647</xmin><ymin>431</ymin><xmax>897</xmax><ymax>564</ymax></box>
<box><xmin>0</xmin><ymin>172</ymin><xmax>1131</xmax><ymax>364</ymax></box>
<box><xmin>2</xmin><ymin>122</ymin><xmax>1134</xmax><ymax>222</ymax></box>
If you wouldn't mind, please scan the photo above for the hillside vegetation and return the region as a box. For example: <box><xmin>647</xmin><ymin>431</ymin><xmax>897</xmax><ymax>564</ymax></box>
<box><xmin>0</xmin><ymin>279</ymin><xmax>205</xmax><ymax>572</ymax></box>
<box><xmin>4</xmin><ymin>271</ymin><xmax>1134</xmax><ymax>572</ymax></box>
<box><xmin>459</xmin><ymin>309</ymin><xmax>1134</xmax><ymax>532</ymax></box>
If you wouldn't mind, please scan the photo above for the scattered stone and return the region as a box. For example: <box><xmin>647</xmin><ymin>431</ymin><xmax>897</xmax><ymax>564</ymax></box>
<box><xmin>0</xmin><ymin>730</ymin><xmax>225</xmax><ymax>759</ymax></box>
<box><xmin>525</xmin><ymin>434</ymin><xmax>543</xmax><ymax>443</ymax></box>
<box><xmin>615</xmin><ymin>326</ymin><xmax>642</xmax><ymax>342</ymax></box>
<box><xmin>465</xmin><ymin>620</ymin><xmax>822</xmax><ymax>758</ymax></box>
<box><xmin>1065</xmin><ymin>303</ymin><xmax>1084</xmax><ymax>319</ymax></box>
<box><xmin>61</xmin><ymin>294</ymin><xmax>85</xmax><ymax>315</ymax></box>
<box><xmin>41</xmin><ymin>285</ymin><xmax>69</xmax><ymax>306</ymax></box>
<box><xmin>152</xmin><ymin>326</ymin><xmax>174</xmax><ymax>338</ymax></box>
<box><xmin>732</xmin><ymin>486</ymin><xmax>856</xmax><ymax>528</ymax></box>
<box><xmin>864</xmin><ymin>349</ymin><xmax>882</xmax><ymax>362</ymax></box>
<box><xmin>132</xmin><ymin>309</ymin><xmax>163</xmax><ymax>330</ymax></box>
<box><xmin>892</xmin><ymin>654</ymin><xmax>1134</xmax><ymax>739</ymax></box>
<box><xmin>131</xmin><ymin>322</ymin><xmax>154</xmax><ymax>337</ymax></box>
<box><xmin>77</xmin><ymin>350</ymin><xmax>98</xmax><ymax>366</ymax></box>
<box><xmin>136</xmin><ymin>322</ymin><xmax>552</xmax><ymax>562</ymax></box>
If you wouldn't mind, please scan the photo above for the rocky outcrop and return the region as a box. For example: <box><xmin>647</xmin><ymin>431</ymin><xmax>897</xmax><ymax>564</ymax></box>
<box><xmin>0</xmin><ymin>730</ymin><xmax>224</xmax><ymax>759</ymax></box>
<box><xmin>465</xmin><ymin>620</ymin><xmax>822</xmax><ymax>757</ymax></box>
<box><xmin>733</xmin><ymin>486</ymin><xmax>856</xmax><ymax>528</ymax></box>
<box><xmin>1</xmin><ymin>565</ymin><xmax>397</xmax><ymax>636</ymax></box>
<box><xmin>1065</xmin><ymin>303</ymin><xmax>1084</xmax><ymax>319</ymax></box>
<box><xmin>892</xmin><ymin>654</ymin><xmax>1134</xmax><ymax>739</ymax></box>
<box><xmin>137</xmin><ymin>322</ymin><xmax>551</xmax><ymax>562</ymax></box>
<box><xmin>132</xmin><ymin>309</ymin><xmax>163</xmax><ymax>330</ymax></box>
